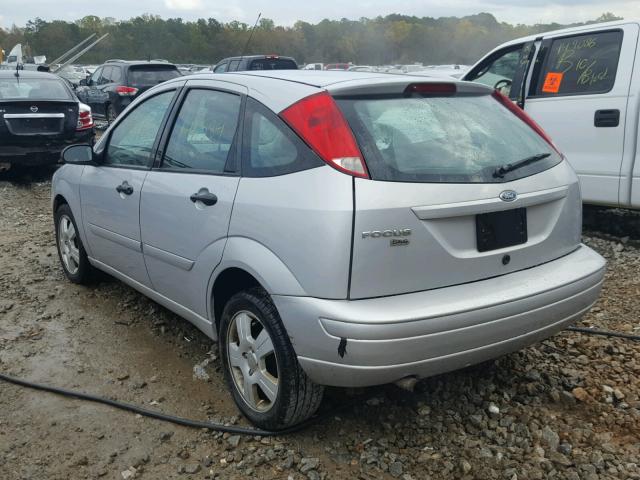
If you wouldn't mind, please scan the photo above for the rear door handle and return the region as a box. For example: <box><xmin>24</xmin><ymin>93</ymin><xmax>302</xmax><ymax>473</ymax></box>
<box><xmin>115</xmin><ymin>181</ymin><xmax>133</xmax><ymax>195</ymax></box>
<box><xmin>594</xmin><ymin>109</ymin><xmax>620</xmax><ymax>127</ymax></box>
<box><xmin>190</xmin><ymin>191</ymin><xmax>218</xmax><ymax>206</ymax></box>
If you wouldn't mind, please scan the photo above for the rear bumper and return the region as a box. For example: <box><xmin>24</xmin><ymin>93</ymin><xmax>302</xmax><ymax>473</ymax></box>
<box><xmin>0</xmin><ymin>130</ymin><xmax>94</xmax><ymax>166</ymax></box>
<box><xmin>272</xmin><ymin>245</ymin><xmax>605</xmax><ymax>387</ymax></box>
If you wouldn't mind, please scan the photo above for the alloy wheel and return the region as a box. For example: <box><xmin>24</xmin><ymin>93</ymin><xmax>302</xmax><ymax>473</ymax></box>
<box><xmin>226</xmin><ymin>310</ymin><xmax>279</xmax><ymax>412</ymax></box>
<box><xmin>58</xmin><ymin>214</ymin><xmax>80</xmax><ymax>275</ymax></box>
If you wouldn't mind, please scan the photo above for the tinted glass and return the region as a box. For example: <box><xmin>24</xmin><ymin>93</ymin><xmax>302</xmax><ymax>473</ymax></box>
<box><xmin>0</xmin><ymin>77</ymin><xmax>72</xmax><ymax>100</ymax></box>
<box><xmin>110</xmin><ymin>66</ymin><xmax>122</xmax><ymax>83</ymax></box>
<box><xmin>162</xmin><ymin>89</ymin><xmax>241</xmax><ymax>173</ymax></box>
<box><xmin>89</xmin><ymin>67</ymin><xmax>102</xmax><ymax>85</ymax></box>
<box><xmin>249</xmin><ymin>59</ymin><xmax>297</xmax><ymax>70</ymax></box>
<box><xmin>214</xmin><ymin>63</ymin><xmax>228</xmax><ymax>73</ymax></box>
<box><xmin>536</xmin><ymin>31</ymin><xmax>622</xmax><ymax>96</ymax></box>
<box><xmin>243</xmin><ymin>98</ymin><xmax>322</xmax><ymax>177</ymax></box>
<box><xmin>337</xmin><ymin>94</ymin><xmax>561</xmax><ymax>183</ymax></box>
<box><xmin>105</xmin><ymin>91</ymin><xmax>174</xmax><ymax>167</ymax></box>
<box><xmin>100</xmin><ymin>66</ymin><xmax>112</xmax><ymax>84</ymax></box>
<box><xmin>228</xmin><ymin>60</ymin><xmax>240</xmax><ymax>71</ymax></box>
<box><xmin>128</xmin><ymin>66</ymin><xmax>181</xmax><ymax>86</ymax></box>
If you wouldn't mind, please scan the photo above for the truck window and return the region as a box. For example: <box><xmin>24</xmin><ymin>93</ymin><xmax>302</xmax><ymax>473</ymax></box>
<box><xmin>534</xmin><ymin>30</ymin><xmax>622</xmax><ymax>96</ymax></box>
<box><xmin>465</xmin><ymin>43</ymin><xmax>533</xmax><ymax>99</ymax></box>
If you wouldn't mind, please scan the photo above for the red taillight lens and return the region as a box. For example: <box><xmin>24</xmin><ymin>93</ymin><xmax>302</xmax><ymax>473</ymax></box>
<box><xmin>492</xmin><ymin>90</ymin><xmax>562</xmax><ymax>155</ymax></box>
<box><xmin>76</xmin><ymin>103</ymin><xmax>93</xmax><ymax>131</ymax></box>
<box><xmin>405</xmin><ymin>82</ymin><xmax>456</xmax><ymax>95</ymax></box>
<box><xmin>280</xmin><ymin>92</ymin><xmax>368</xmax><ymax>178</ymax></box>
<box><xmin>116</xmin><ymin>86</ymin><xmax>138</xmax><ymax>96</ymax></box>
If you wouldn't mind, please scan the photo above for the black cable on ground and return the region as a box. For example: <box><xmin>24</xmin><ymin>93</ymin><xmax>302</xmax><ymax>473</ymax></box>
<box><xmin>567</xmin><ymin>326</ymin><xmax>640</xmax><ymax>341</ymax></box>
<box><xmin>0</xmin><ymin>372</ymin><xmax>340</xmax><ymax>436</ymax></box>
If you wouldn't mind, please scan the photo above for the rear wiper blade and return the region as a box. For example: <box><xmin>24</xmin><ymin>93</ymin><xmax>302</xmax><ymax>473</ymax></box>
<box><xmin>493</xmin><ymin>153</ymin><xmax>551</xmax><ymax>178</ymax></box>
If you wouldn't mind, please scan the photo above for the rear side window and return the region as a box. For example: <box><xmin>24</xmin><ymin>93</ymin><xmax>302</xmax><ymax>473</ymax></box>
<box><xmin>337</xmin><ymin>93</ymin><xmax>562</xmax><ymax>183</ymax></box>
<box><xmin>162</xmin><ymin>89</ymin><xmax>241</xmax><ymax>173</ymax></box>
<box><xmin>242</xmin><ymin>98</ymin><xmax>323</xmax><ymax>177</ymax></box>
<box><xmin>249</xmin><ymin>59</ymin><xmax>297</xmax><ymax>70</ymax></box>
<box><xmin>128</xmin><ymin>66</ymin><xmax>181</xmax><ymax>86</ymax></box>
<box><xmin>535</xmin><ymin>30</ymin><xmax>622</xmax><ymax>96</ymax></box>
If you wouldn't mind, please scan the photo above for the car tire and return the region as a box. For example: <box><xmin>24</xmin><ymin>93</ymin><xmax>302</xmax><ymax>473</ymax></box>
<box><xmin>54</xmin><ymin>204</ymin><xmax>95</xmax><ymax>284</ymax></box>
<box><xmin>219</xmin><ymin>287</ymin><xmax>324</xmax><ymax>430</ymax></box>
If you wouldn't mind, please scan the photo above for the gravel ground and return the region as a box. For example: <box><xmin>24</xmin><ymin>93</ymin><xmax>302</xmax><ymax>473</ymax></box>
<box><xmin>0</xmin><ymin>171</ymin><xmax>639</xmax><ymax>480</ymax></box>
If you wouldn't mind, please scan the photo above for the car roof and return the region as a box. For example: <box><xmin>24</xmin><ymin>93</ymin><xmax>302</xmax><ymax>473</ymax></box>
<box><xmin>162</xmin><ymin>70</ymin><xmax>492</xmax><ymax>112</ymax></box>
<box><xmin>221</xmin><ymin>55</ymin><xmax>296</xmax><ymax>62</ymax></box>
<box><xmin>0</xmin><ymin>70</ymin><xmax>62</xmax><ymax>80</ymax></box>
<box><xmin>490</xmin><ymin>18</ymin><xmax>639</xmax><ymax>49</ymax></box>
<box><xmin>103</xmin><ymin>60</ymin><xmax>177</xmax><ymax>67</ymax></box>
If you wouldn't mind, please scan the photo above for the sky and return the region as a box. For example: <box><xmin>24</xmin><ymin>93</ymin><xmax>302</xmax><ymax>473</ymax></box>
<box><xmin>0</xmin><ymin>0</ymin><xmax>637</xmax><ymax>29</ymax></box>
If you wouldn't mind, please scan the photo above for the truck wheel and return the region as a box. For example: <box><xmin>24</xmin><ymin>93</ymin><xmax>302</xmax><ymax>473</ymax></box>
<box><xmin>219</xmin><ymin>287</ymin><xmax>324</xmax><ymax>430</ymax></box>
<box><xmin>54</xmin><ymin>204</ymin><xmax>95</xmax><ymax>284</ymax></box>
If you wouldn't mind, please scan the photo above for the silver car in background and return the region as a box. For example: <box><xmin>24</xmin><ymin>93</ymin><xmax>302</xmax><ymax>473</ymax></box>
<box><xmin>52</xmin><ymin>71</ymin><xmax>606</xmax><ymax>430</ymax></box>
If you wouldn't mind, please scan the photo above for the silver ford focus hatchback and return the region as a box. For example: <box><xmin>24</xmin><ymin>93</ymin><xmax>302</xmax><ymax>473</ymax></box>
<box><xmin>52</xmin><ymin>71</ymin><xmax>606</xmax><ymax>430</ymax></box>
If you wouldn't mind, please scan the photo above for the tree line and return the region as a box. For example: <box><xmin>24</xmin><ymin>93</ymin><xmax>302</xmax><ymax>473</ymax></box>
<box><xmin>0</xmin><ymin>12</ymin><xmax>622</xmax><ymax>67</ymax></box>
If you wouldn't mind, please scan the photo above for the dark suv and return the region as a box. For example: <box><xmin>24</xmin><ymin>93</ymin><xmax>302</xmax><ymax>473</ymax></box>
<box><xmin>212</xmin><ymin>55</ymin><xmax>297</xmax><ymax>73</ymax></box>
<box><xmin>76</xmin><ymin>60</ymin><xmax>181</xmax><ymax>122</ymax></box>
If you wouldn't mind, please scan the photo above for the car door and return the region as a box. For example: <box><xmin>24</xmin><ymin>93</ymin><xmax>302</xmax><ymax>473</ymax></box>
<box><xmin>140</xmin><ymin>79</ymin><xmax>245</xmax><ymax>318</ymax></box>
<box><xmin>80</xmin><ymin>87</ymin><xmax>178</xmax><ymax>286</ymax></box>
<box><xmin>77</xmin><ymin>66</ymin><xmax>104</xmax><ymax>114</ymax></box>
<box><xmin>523</xmin><ymin>25</ymin><xmax>638</xmax><ymax>207</ymax></box>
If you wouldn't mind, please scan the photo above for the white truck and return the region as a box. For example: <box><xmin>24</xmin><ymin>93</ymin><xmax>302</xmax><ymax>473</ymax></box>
<box><xmin>464</xmin><ymin>19</ymin><xmax>640</xmax><ymax>209</ymax></box>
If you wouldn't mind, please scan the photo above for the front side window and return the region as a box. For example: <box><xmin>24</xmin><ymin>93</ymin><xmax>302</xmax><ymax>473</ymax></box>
<box><xmin>104</xmin><ymin>91</ymin><xmax>174</xmax><ymax>168</ymax></box>
<box><xmin>337</xmin><ymin>93</ymin><xmax>562</xmax><ymax>183</ymax></box>
<box><xmin>99</xmin><ymin>66</ymin><xmax>112</xmax><ymax>85</ymax></box>
<box><xmin>535</xmin><ymin>30</ymin><xmax>622</xmax><ymax>96</ymax></box>
<box><xmin>162</xmin><ymin>89</ymin><xmax>241</xmax><ymax>173</ymax></box>
<box><xmin>214</xmin><ymin>62</ymin><xmax>228</xmax><ymax>73</ymax></box>
<box><xmin>228</xmin><ymin>60</ymin><xmax>240</xmax><ymax>71</ymax></box>
<box><xmin>243</xmin><ymin>98</ymin><xmax>322</xmax><ymax>177</ymax></box>
<box><xmin>88</xmin><ymin>67</ymin><xmax>102</xmax><ymax>86</ymax></box>
<box><xmin>465</xmin><ymin>44</ymin><xmax>533</xmax><ymax>99</ymax></box>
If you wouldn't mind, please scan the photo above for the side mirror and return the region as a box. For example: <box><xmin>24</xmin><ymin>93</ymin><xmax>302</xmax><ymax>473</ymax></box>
<box><xmin>62</xmin><ymin>144</ymin><xmax>95</xmax><ymax>165</ymax></box>
<box><xmin>79</xmin><ymin>78</ymin><xmax>88</xmax><ymax>86</ymax></box>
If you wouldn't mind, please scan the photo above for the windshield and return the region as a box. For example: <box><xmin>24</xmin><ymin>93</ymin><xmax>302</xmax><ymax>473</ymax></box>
<box><xmin>128</xmin><ymin>66</ymin><xmax>181</xmax><ymax>86</ymax></box>
<box><xmin>337</xmin><ymin>94</ymin><xmax>561</xmax><ymax>183</ymax></box>
<box><xmin>0</xmin><ymin>77</ymin><xmax>72</xmax><ymax>101</ymax></box>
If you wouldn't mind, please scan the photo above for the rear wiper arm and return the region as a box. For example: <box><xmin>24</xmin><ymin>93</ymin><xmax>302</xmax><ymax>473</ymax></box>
<box><xmin>493</xmin><ymin>153</ymin><xmax>551</xmax><ymax>178</ymax></box>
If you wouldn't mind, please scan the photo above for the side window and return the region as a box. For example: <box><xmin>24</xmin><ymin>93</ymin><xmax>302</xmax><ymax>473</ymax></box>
<box><xmin>110</xmin><ymin>66</ymin><xmax>122</xmax><ymax>83</ymax></box>
<box><xmin>534</xmin><ymin>30</ymin><xmax>622</xmax><ymax>96</ymax></box>
<box><xmin>105</xmin><ymin>91</ymin><xmax>175</xmax><ymax>168</ymax></box>
<box><xmin>89</xmin><ymin>67</ymin><xmax>102</xmax><ymax>86</ymax></box>
<box><xmin>214</xmin><ymin>62</ymin><xmax>228</xmax><ymax>73</ymax></box>
<box><xmin>99</xmin><ymin>66</ymin><xmax>112</xmax><ymax>85</ymax></box>
<box><xmin>466</xmin><ymin>43</ymin><xmax>533</xmax><ymax>99</ymax></box>
<box><xmin>162</xmin><ymin>89</ymin><xmax>241</xmax><ymax>173</ymax></box>
<box><xmin>242</xmin><ymin>98</ymin><xmax>323</xmax><ymax>177</ymax></box>
<box><xmin>228</xmin><ymin>60</ymin><xmax>240</xmax><ymax>71</ymax></box>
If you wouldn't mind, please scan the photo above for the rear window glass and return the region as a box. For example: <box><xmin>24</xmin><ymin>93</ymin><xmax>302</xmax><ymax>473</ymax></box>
<box><xmin>0</xmin><ymin>77</ymin><xmax>71</xmax><ymax>101</ymax></box>
<box><xmin>249</xmin><ymin>59</ymin><xmax>297</xmax><ymax>70</ymax></box>
<box><xmin>535</xmin><ymin>30</ymin><xmax>622</xmax><ymax>96</ymax></box>
<box><xmin>337</xmin><ymin>94</ymin><xmax>562</xmax><ymax>183</ymax></box>
<box><xmin>128</xmin><ymin>66</ymin><xmax>181</xmax><ymax>85</ymax></box>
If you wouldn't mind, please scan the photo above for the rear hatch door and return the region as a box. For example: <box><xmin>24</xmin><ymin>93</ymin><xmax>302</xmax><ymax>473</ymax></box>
<box><xmin>127</xmin><ymin>65</ymin><xmax>182</xmax><ymax>96</ymax></box>
<box><xmin>333</xmin><ymin>80</ymin><xmax>582</xmax><ymax>299</ymax></box>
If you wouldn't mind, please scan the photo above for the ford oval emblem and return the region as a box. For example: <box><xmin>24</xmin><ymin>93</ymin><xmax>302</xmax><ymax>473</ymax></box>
<box><xmin>30</xmin><ymin>106</ymin><xmax>38</xmax><ymax>113</ymax></box>
<box><xmin>499</xmin><ymin>190</ymin><xmax>518</xmax><ymax>202</ymax></box>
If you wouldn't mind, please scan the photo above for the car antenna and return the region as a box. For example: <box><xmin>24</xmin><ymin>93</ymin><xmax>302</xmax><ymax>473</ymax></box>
<box><xmin>238</xmin><ymin>12</ymin><xmax>261</xmax><ymax>68</ymax></box>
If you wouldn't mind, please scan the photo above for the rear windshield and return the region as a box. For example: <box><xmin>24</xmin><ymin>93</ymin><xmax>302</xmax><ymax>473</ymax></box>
<box><xmin>337</xmin><ymin>94</ymin><xmax>562</xmax><ymax>183</ymax></box>
<box><xmin>0</xmin><ymin>77</ymin><xmax>72</xmax><ymax>101</ymax></box>
<box><xmin>249</xmin><ymin>59</ymin><xmax>297</xmax><ymax>70</ymax></box>
<box><xmin>128</xmin><ymin>66</ymin><xmax>181</xmax><ymax>85</ymax></box>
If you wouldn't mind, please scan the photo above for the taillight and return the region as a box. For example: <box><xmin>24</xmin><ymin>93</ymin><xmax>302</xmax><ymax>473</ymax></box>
<box><xmin>76</xmin><ymin>103</ymin><xmax>93</xmax><ymax>131</ymax></box>
<box><xmin>116</xmin><ymin>86</ymin><xmax>138</xmax><ymax>96</ymax></box>
<box><xmin>280</xmin><ymin>92</ymin><xmax>368</xmax><ymax>178</ymax></box>
<box><xmin>492</xmin><ymin>90</ymin><xmax>562</xmax><ymax>155</ymax></box>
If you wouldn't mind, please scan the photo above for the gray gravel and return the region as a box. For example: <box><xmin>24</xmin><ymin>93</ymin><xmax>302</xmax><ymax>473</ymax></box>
<box><xmin>0</xmin><ymin>175</ymin><xmax>638</xmax><ymax>479</ymax></box>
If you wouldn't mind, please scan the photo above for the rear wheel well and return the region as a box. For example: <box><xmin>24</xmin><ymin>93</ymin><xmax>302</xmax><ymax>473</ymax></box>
<box><xmin>212</xmin><ymin>268</ymin><xmax>262</xmax><ymax>332</ymax></box>
<box><xmin>53</xmin><ymin>194</ymin><xmax>68</xmax><ymax>213</ymax></box>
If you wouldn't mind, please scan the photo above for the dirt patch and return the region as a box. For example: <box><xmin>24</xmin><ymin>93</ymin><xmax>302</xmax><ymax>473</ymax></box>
<box><xmin>1</xmin><ymin>172</ymin><xmax>638</xmax><ymax>480</ymax></box>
